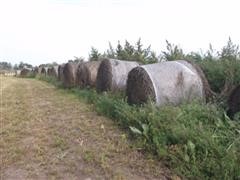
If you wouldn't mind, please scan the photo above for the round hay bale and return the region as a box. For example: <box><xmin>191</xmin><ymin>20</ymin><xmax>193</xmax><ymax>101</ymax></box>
<box><xmin>76</xmin><ymin>61</ymin><xmax>101</xmax><ymax>88</ymax></box>
<box><xmin>15</xmin><ymin>70</ymin><xmax>21</xmax><ymax>76</ymax></box>
<box><xmin>47</xmin><ymin>66</ymin><xmax>58</xmax><ymax>78</ymax></box>
<box><xmin>58</xmin><ymin>63</ymin><xmax>65</xmax><ymax>81</ymax></box>
<box><xmin>20</xmin><ymin>68</ymin><xmax>31</xmax><ymax>77</ymax></box>
<box><xmin>227</xmin><ymin>85</ymin><xmax>240</xmax><ymax>119</ymax></box>
<box><xmin>41</xmin><ymin>67</ymin><xmax>48</xmax><ymax>76</ymax></box>
<box><xmin>127</xmin><ymin>60</ymin><xmax>205</xmax><ymax>106</ymax></box>
<box><xmin>32</xmin><ymin>67</ymin><xmax>39</xmax><ymax>76</ymax></box>
<box><xmin>38</xmin><ymin>66</ymin><xmax>42</xmax><ymax>74</ymax></box>
<box><xmin>63</xmin><ymin>62</ymin><xmax>78</xmax><ymax>88</ymax></box>
<box><xmin>177</xmin><ymin>60</ymin><xmax>215</xmax><ymax>102</ymax></box>
<box><xmin>96</xmin><ymin>58</ymin><xmax>139</xmax><ymax>92</ymax></box>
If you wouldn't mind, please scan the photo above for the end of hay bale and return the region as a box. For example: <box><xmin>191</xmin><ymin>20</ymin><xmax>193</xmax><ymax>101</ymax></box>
<box><xmin>20</xmin><ymin>68</ymin><xmax>31</xmax><ymax>77</ymax></box>
<box><xmin>47</xmin><ymin>66</ymin><xmax>58</xmax><ymax>78</ymax></box>
<box><xmin>96</xmin><ymin>58</ymin><xmax>112</xmax><ymax>92</ymax></box>
<box><xmin>33</xmin><ymin>67</ymin><xmax>39</xmax><ymax>76</ymax></box>
<box><xmin>63</xmin><ymin>62</ymin><xmax>78</xmax><ymax>88</ymax></box>
<box><xmin>58</xmin><ymin>64</ymin><xmax>65</xmax><ymax>81</ymax></box>
<box><xmin>76</xmin><ymin>61</ymin><xmax>101</xmax><ymax>88</ymax></box>
<box><xmin>126</xmin><ymin>66</ymin><xmax>156</xmax><ymax>105</ymax></box>
<box><xmin>41</xmin><ymin>67</ymin><xmax>48</xmax><ymax>76</ymax></box>
<box><xmin>76</xmin><ymin>63</ymin><xmax>90</xmax><ymax>88</ymax></box>
<box><xmin>227</xmin><ymin>85</ymin><xmax>240</xmax><ymax>119</ymax></box>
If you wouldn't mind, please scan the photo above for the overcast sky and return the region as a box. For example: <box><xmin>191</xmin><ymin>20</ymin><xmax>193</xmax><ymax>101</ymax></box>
<box><xmin>1</xmin><ymin>0</ymin><xmax>240</xmax><ymax>66</ymax></box>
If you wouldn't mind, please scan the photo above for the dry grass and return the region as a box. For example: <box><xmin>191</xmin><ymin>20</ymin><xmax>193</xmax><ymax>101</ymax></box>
<box><xmin>0</xmin><ymin>77</ymin><xmax>170</xmax><ymax>179</ymax></box>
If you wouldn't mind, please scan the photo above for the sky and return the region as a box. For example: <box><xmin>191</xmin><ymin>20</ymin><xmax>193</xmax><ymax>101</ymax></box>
<box><xmin>0</xmin><ymin>0</ymin><xmax>240</xmax><ymax>66</ymax></box>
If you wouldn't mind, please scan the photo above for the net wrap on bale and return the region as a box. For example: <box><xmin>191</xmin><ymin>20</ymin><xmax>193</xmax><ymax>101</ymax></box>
<box><xmin>96</xmin><ymin>58</ymin><xmax>139</xmax><ymax>92</ymax></box>
<box><xmin>127</xmin><ymin>60</ymin><xmax>208</xmax><ymax>106</ymax></box>
<box><xmin>76</xmin><ymin>61</ymin><xmax>101</xmax><ymax>88</ymax></box>
<box><xmin>63</xmin><ymin>62</ymin><xmax>78</xmax><ymax>88</ymax></box>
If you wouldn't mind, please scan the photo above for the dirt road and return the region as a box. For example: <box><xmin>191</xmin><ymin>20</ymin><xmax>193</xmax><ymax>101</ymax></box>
<box><xmin>0</xmin><ymin>77</ymin><xmax>170</xmax><ymax>180</ymax></box>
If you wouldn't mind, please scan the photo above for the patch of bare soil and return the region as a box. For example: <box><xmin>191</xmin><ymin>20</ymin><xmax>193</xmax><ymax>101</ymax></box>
<box><xmin>1</xmin><ymin>77</ymin><xmax>172</xmax><ymax>180</ymax></box>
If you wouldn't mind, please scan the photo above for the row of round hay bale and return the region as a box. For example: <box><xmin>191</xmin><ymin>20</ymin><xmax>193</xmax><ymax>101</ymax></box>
<box><xmin>58</xmin><ymin>63</ymin><xmax>65</xmax><ymax>81</ymax></box>
<box><xmin>126</xmin><ymin>60</ymin><xmax>210</xmax><ymax>106</ymax></box>
<box><xmin>63</xmin><ymin>62</ymin><xmax>79</xmax><ymax>88</ymax></box>
<box><xmin>47</xmin><ymin>65</ymin><xmax>58</xmax><ymax>78</ymax></box>
<box><xmin>96</xmin><ymin>58</ymin><xmax>139</xmax><ymax>92</ymax></box>
<box><xmin>20</xmin><ymin>68</ymin><xmax>32</xmax><ymax>77</ymax></box>
<box><xmin>227</xmin><ymin>85</ymin><xmax>240</xmax><ymax>119</ymax></box>
<box><xmin>76</xmin><ymin>61</ymin><xmax>101</xmax><ymax>88</ymax></box>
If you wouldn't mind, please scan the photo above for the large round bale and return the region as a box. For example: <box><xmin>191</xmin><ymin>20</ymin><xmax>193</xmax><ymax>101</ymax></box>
<box><xmin>47</xmin><ymin>66</ymin><xmax>58</xmax><ymax>78</ymax></box>
<box><xmin>96</xmin><ymin>58</ymin><xmax>139</xmax><ymax>92</ymax></box>
<box><xmin>58</xmin><ymin>63</ymin><xmax>65</xmax><ymax>81</ymax></box>
<box><xmin>177</xmin><ymin>60</ymin><xmax>214</xmax><ymax>101</ymax></box>
<box><xmin>15</xmin><ymin>70</ymin><xmax>21</xmax><ymax>76</ymax></box>
<box><xmin>126</xmin><ymin>60</ymin><xmax>207</xmax><ymax>106</ymax></box>
<box><xmin>41</xmin><ymin>67</ymin><xmax>48</xmax><ymax>76</ymax></box>
<box><xmin>227</xmin><ymin>85</ymin><xmax>240</xmax><ymax>119</ymax></box>
<box><xmin>33</xmin><ymin>67</ymin><xmax>39</xmax><ymax>76</ymax></box>
<box><xmin>63</xmin><ymin>62</ymin><xmax>78</xmax><ymax>88</ymax></box>
<box><xmin>38</xmin><ymin>66</ymin><xmax>43</xmax><ymax>74</ymax></box>
<box><xmin>76</xmin><ymin>61</ymin><xmax>101</xmax><ymax>88</ymax></box>
<box><xmin>20</xmin><ymin>68</ymin><xmax>31</xmax><ymax>77</ymax></box>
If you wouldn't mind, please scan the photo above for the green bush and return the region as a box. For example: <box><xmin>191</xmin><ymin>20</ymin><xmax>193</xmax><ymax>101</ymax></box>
<box><xmin>36</xmin><ymin>75</ymin><xmax>63</xmax><ymax>88</ymax></box>
<box><xmin>69</xmin><ymin>87</ymin><xmax>240</xmax><ymax>179</ymax></box>
<box><xmin>199</xmin><ymin>59</ymin><xmax>240</xmax><ymax>93</ymax></box>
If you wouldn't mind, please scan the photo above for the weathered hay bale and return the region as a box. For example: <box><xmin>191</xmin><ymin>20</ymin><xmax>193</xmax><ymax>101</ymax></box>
<box><xmin>20</xmin><ymin>68</ymin><xmax>31</xmax><ymax>77</ymax></box>
<box><xmin>63</xmin><ymin>62</ymin><xmax>78</xmax><ymax>88</ymax></box>
<box><xmin>127</xmin><ymin>60</ymin><xmax>206</xmax><ymax>106</ymax></box>
<box><xmin>38</xmin><ymin>66</ymin><xmax>43</xmax><ymax>74</ymax></box>
<box><xmin>33</xmin><ymin>67</ymin><xmax>39</xmax><ymax>76</ymax></box>
<box><xmin>47</xmin><ymin>66</ymin><xmax>58</xmax><ymax>78</ymax></box>
<box><xmin>41</xmin><ymin>67</ymin><xmax>48</xmax><ymax>76</ymax></box>
<box><xmin>96</xmin><ymin>58</ymin><xmax>139</xmax><ymax>92</ymax></box>
<box><xmin>76</xmin><ymin>61</ymin><xmax>101</xmax><ymax>88</ymax></box>
<box><xmin>15</xmin><ymin>70</ymin><xmax>21</xmax><ymax>76</ymax></box>
<box><xmin>227</xmin><ymin>85</ymin><xmax>240</xmax><ymax>119</ymax></box>
<box><xmin>58</xmin><ymin>63</ymin><xmax>65</xmax><ymax>81</ymax></box>
<box><xmin>177</xmin><ymin>60</ymin><xmax>215</xmax><ymax>101</ymax></box>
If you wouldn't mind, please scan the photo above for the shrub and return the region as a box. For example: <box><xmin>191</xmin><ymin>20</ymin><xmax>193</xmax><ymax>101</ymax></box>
<box><xmin>69</xmin><ymin>86</ymin><xmax>240</xmax><ymax>179</ymax></box>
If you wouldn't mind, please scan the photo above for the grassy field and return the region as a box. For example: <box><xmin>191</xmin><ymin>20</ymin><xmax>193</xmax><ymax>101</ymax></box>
<box><xmin>38</xmin><ymin>75</ymin><xmax>240</xmax><ymax>180</ymax></box>
<box><xmin>0</xmin><ymin>76</ymin><xmax>171</xmax><ymax>180</ymax></box>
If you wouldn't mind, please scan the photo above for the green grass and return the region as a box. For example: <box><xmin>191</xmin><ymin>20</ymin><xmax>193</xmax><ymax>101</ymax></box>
<box><xmin>39</xmin><ymin>76</ymin><xmax>240</xmax><ymax>180</ymax></box>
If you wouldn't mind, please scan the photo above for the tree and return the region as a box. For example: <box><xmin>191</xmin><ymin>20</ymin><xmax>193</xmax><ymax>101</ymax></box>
<box><xmin>89</xmin><ymin>47</ymin><xmax>101</xmax><ymax>61</ymax></box>
<box><xmin>162</xmin><ymin>40</ymin><xmax>185</xmax><ymax>61</ymax></box>
<box><xmin>73</xmin><ymin>56</ymin><xmax>84</xmax><ymax>63</ymax></box>
<box><xmin>219</xmin><ymin>37</ymin><xmax>240</xmax><ymax>61</ymax></box>
<box><xmin>0</xmin><ymin>62</ymin><xmax>12</xmax><ymax>70</ymax></box>
<box><xmin>105</xmin><ymin>42</ymin><xmax>116</xmax><ymax>58</ymax></box>
<box><xmin>18</xmin><ymin>61</ymin><xmax>32</xmax><ymax>69</ymax></box>
<box><xmin>102</xmin><ymin>38</ymin><xmax>159</xmax><ymax>64</ymax></box>
<box><xmin>68</xmin><ymin>56</ymin><xmax>84</xmax><ymax>63</ymax></box>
